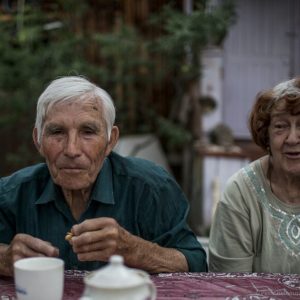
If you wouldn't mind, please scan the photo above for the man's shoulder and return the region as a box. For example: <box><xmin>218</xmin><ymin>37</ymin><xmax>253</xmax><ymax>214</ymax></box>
<box><xmin>109</xmin><ymin>151</ymin><xmax>173</xmax><ymax>185</ymax></box>
<box><xmin>0</xmin><ymin>163</ymin><xmax>49</xmax><ymax>194</ymax></box>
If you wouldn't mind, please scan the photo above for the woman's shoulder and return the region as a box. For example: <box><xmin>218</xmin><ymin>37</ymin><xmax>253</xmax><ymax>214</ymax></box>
<box><xmin>222</xmin><ymin>156</ymin><xmax>269</xmax><ymax>209</ymax></box>
<box><xmin>227</xmin><ymin>156</ymin><xmax>267</xmax><ymax>186</ymax></box>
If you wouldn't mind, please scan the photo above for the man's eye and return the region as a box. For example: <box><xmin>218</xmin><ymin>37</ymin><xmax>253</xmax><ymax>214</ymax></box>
<box><xmin>47</xmin><ymin>129</ymin><xmax>63</xmax><ymax>135</ymax></box>
<box><xmin>53</xmin><ymin>129</ymin><xmax>64</xmax><ymax>134</ymax></box>
<box><xmin>83</xmin><ymin>129</ymin><xmax>96</xmax><ymax>135</ymax></box>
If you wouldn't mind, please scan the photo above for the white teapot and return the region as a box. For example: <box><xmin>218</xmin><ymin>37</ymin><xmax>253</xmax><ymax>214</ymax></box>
<box><xmin>80</xmin><ymin>255</ymin><xmax>156</xmax><ymax>300</ymax></box>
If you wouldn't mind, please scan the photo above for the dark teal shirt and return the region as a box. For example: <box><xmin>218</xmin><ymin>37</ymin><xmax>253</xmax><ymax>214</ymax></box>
<box><xmin>0</xmin><ymin>152</ymin><xmax>207</xmax><ymax>272</ymax></box>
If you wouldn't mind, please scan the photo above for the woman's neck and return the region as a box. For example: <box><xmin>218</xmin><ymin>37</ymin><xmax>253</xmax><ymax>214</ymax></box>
<box><xmin>266</xmin><ymin>156</ymin><xmax>300</xmax><ymax>205</ymax></box>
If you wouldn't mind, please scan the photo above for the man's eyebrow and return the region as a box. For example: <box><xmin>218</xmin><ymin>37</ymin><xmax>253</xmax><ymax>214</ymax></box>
<box><xmin>80</xmin><ymin>122</ymin><xmax>101</xmax><ymax>131</ymax></box>
<box><xmin>43</xmin><ymin>122</ymin><xmax>103</xmax><ymax>133</ymax></box>
<box><xmin>44</xmin><ymin>123</ymin><xmax>62</xmax><ymax>130</ymax></box>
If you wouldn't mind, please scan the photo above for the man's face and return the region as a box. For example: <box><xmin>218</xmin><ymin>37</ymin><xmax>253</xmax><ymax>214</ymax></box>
<box><xmin>34</xmin><ymin>98</ymin><xmax>118</xmax><ymax>191</ymax></box>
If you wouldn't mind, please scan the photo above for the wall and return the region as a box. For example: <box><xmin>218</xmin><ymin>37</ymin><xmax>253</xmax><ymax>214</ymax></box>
<box><xmin>222</xmin><ymin>0</ymin><xmax>300</xmax><ymax>138</ymax></box>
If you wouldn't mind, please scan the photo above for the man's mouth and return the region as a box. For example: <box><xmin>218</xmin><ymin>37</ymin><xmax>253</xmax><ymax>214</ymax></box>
<box><xmin>60</xmin><ymin>166</ymin><xmax>85</xmax><ymax>173</ymax></box>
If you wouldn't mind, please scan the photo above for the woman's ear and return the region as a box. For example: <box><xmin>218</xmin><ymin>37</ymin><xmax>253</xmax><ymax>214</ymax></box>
<box><xmin>105</xmin><ymin>126</ymin><xmax>119</xmax><ymax>156</ymax></box>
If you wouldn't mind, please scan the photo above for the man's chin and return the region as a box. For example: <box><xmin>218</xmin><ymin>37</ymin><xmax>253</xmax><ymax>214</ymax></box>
<box><xmin>55</xmin><ymin>178</ymin><xmax>92</xmax><ymax>191</ymax></box>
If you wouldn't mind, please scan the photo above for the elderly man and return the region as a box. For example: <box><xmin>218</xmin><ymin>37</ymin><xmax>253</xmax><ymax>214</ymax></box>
<box><xmin>0</xmin><ymin>76</ymin><xmax>207</xmax><ymax>276</ymax></box>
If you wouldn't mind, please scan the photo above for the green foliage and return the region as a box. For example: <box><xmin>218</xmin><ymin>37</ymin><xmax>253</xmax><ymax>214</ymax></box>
<box><xmin>149</xmin><ymin>0</ymin><xmax>236</xmax><ymax>83</ymax></box>
<box><xmin>145</xmin><ymin>0</ymin><xmax>236</xmax><ymax>147</ymax></box>
<box><xmin>0</xmin><ymin>0</ymin><xmax>236</xmax><ymax>175</ymax></box>
<box><xmin>0</xmin><ymin>3</ymin><xmax>96</xmax><ymax>175</ymax></box>
<box><xmin>156</xmin><ymin>117</ymin><xmax>193</xmax><ymax>150</ymax></box>
<box><xmin>92</xmin><ymin>24</ymin><xmax>152</xmax><ymax>133</ymax></box>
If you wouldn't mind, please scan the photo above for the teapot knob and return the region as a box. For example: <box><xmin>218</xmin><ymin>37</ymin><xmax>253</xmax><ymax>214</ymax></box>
<box><xmin>109</xmin><ymin>255</ymin><xmax>124</xmax><ymax>265</ymax></box>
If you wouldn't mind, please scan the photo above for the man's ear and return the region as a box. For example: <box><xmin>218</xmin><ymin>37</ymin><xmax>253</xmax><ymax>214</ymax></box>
<box><xmin>105</xmin><ymin>126</ymin><xmax>119</xmax><ymax>156</ymax></box>
<box><xmin>32</xmin><ymin>127</ymin><xmax>44</xmax><ymax>156</ymax></box>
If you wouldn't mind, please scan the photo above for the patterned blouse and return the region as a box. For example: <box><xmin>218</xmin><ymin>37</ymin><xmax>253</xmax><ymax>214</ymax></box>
<box><xmin>209</xmin><ymin>156</ymin><xmax>300</xmax><ymax>273</ymax></box>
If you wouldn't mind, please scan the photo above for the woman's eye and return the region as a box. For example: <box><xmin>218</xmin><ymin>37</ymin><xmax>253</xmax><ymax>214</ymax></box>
<box><xmin>273</xmin><ymin>123</ymin><xmax>288</xmax><ymax>129</ymax></box>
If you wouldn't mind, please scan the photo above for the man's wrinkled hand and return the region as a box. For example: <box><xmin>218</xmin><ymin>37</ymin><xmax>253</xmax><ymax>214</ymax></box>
<box><xmin>69</xmin><ymin>217</ymin><xmax>131</xmax><ymax>262</ymax></box>
<box><xmin>0</xmin><ymin>233</ymin><xmax>59</xmax><ymax>277</ymax></box>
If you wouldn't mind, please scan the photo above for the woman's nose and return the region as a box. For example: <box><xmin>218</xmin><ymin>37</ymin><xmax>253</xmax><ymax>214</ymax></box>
<box><xmin>286</xmin><ymin>126</ymin><xmax>300</xmax><ymax>144</ymax></box>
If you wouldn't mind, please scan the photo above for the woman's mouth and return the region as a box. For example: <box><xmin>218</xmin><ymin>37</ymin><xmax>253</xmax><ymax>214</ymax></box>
<box><xmin>284</xmin><ymin>152</ymin><xmax>300</xmax><ymax>159</ymax></box>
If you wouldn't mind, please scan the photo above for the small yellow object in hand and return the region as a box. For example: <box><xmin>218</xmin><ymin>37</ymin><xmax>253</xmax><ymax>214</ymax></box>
<box><xmin>65</xmin><ymin>232</ymin><xmax>73</xmax><ymax>241</ymax></box>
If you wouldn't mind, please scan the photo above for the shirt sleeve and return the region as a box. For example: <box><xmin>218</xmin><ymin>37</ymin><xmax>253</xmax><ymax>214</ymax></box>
<box><xmin>208</xmin><ymin>178</ymin><xmax>254</xmax><ymax>272</ymax></box>
<box><xmin>0</xmin><ymin>195</ymin><xmax>15</xmax><ymax>244</ymax></box>
<box><xmin>138</xmin><ymin>174</ymin><xmax>207</xmax><ymax>272</ymax></box>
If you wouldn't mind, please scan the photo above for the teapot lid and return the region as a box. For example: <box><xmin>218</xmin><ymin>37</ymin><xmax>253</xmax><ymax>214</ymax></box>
<box><xmin>85</xmin><ymin>255</ymin><xmax>148</xmax><ymax>289</ymax></box>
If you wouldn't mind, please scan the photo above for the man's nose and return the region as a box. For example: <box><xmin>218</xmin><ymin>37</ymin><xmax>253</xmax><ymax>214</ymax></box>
<box><xmin>64</xmin><ymin>133</ymin><xmax>81</xmax><ymax>157</ymax></box>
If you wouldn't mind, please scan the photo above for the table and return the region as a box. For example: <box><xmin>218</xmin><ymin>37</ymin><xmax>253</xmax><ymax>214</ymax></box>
<box><xmin>1</xmin><ymin>271</ymin><xmax>300</xmax><ymax>299</ymax></box>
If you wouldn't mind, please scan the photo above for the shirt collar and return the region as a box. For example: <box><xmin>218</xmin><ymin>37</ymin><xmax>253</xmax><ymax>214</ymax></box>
<box><xmin>35</xmin><ymin>179</ymin><xmax>61</xmax><ymax>204</ymax></box>
<box><xmin>35</xmin><ymin>157</ymin><xmax>115</xmax><ymax>205</ymax></box>
<box><xmin>90</xmin><ymin>157</ymin><xmax>115</xmax><ymax>204</ymax></box>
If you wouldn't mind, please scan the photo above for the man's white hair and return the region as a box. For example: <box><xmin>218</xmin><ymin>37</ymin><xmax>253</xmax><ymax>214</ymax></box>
<box><xmin>35</xmin><ymin>76</ymin><xmax>116</xmax><ymax>143</ymax></box>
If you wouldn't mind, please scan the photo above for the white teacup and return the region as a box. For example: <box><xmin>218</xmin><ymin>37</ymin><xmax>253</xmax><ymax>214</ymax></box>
<box><xmin>14</xmin><ymin>257</ymin><xmax>64</xmax><ymax>300</ymax></box>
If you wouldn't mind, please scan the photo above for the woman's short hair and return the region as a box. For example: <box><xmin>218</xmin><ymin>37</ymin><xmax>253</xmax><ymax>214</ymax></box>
<box><xmin>249</xmin><ymin>77</ymin><xmax>300</xmax><ymax>151</ymax></box>
<box><xmin>35</xmin><ymin>76</ymin><xmax>116</xmax><ymax>144</ymax></box>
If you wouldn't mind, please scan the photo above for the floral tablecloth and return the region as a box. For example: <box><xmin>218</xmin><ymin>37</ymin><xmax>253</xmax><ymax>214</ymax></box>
<box><xmin>1</xmin><ymin>271</ymin><xmax>300</xmax><ymax>299</ymax></box>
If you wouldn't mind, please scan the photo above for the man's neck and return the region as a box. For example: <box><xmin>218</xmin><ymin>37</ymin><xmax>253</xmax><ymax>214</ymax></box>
<box><xmin>62</xmin><ymin>188</ymin><xmax>91</xmax><ymax>220</ymax></box>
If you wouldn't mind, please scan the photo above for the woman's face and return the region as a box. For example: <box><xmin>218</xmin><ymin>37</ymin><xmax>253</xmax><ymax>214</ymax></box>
<box><xmin>33</xmin><ymin>99</ymin><xmax>118</xmax><ymax>192</ymax></box>
<box><xmin>268</xmin><ymin>102</ymin><xmax>300</xmax><ymax>176</ymax></box>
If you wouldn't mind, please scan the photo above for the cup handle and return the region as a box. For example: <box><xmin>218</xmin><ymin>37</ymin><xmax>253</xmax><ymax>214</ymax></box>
<box><xmin>131</xmin><ymin>269</ymin><xmax>157</xmax><ymax>300</ymax></box>
<box><xmin>147</xmin><ymin>281</ymin><xmax>157</xmax><ymax>300</ymax></box>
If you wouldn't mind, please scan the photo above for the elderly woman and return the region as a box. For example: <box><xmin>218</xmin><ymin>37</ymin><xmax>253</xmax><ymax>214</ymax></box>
<box><xmin>209</xmin><ymin>77</ymin><xmax>300</xmax><ymax>273</ymax></box>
